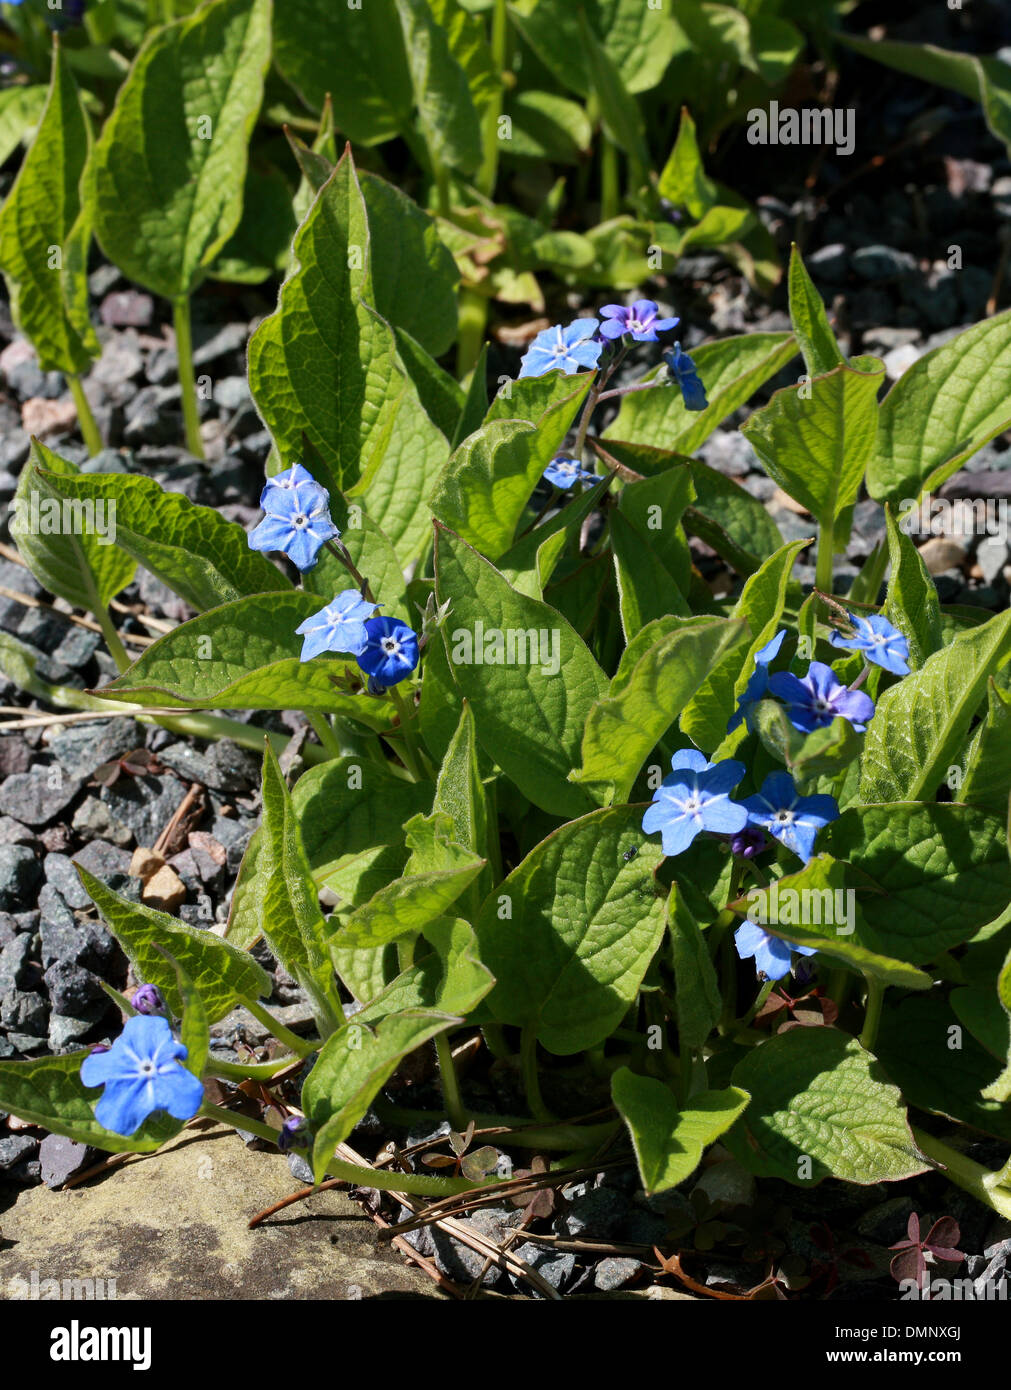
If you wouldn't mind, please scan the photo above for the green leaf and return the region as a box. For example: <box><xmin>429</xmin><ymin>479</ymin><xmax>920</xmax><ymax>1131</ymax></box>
<box><xmin>304</xmin><ymin>499</ymin><xmax>409</xmax><ymax>621</ymax></box>
<box><xmin>430</xmin><ymin>377</ymin><xmax>591</xmax><ymax>559</ymax></box>
<box><xmin>0</xmin><ymin>41</ymin><xmax>98</xmax><ymax>373</ymax></box>
<box><xmin>497</xmin><ymin>475</ymin><xmax>609</xmax><ymax>599</ymax></box>
<box><xmin>684</xmin><ymin>539</ymin><xmax>809</xmax><ymax>754</ymax></box>
<box><xmin>259</xmin><ymin>743</ymin><xmax>343</xmax><ymax>1033</ymax></box>
<box><xmin>742</xmin><ymin>357</ymin><xmax>884</xmax><ymax>525</ymax></box>
<box><xmin>355</xmin><ymin>917</ymin><xmax>494</xmax><ymax>1023</ymax></box>
<box><xmin>88</xmin><ymin>0</ymin><xmax>272</xmax><ymax>301</ymax></box>
<box><xmin>726</xmin><ymin>1028</ymin><xmax>928</xmax><ymax>1184</ymax></box>
<box><xmin>882</xmin><ymin>505</ymin><xmax>942</xmax><ymax>672</ymax></box>
<box><xmin>394</xmin><ymin>0</ymin><xmax>483</xmax><ymax>175</ymax></box>
<box><xmin>842</xmin><ymin>34</ymin><xmax>1011</xmax><ymax>160</ymax></box>
<box><xmin>617</xmin><ymin>465</ymin><xmax>694</xmax><ymax>590</ymax></box>
<box><xmin>0</xmin><ymin>85</ymin><xmax>47</xmax><ymax>169</ymax></box>
<box><xmin>335</xmin><ymin>812</ymin><xmax>485</xmax><ymax>950</ymax></box>
<box><xmin>96</xmin><ymin>593</ymin><xmax>398</xmax><ymax>724</ymax></box>
<box><xmin>79</xmin><ymin>868</ymin><xmax>270</xmax><ymax>1024</ymax></box>
<box><xmin>876</xmin><ymin>996</ymin><xmax>1011</xmax><ymax>1142</ymax></box>
<box><xmin>434</xmin><ymin>524</ymin><xmax>608</xmax><ymax>818</ymax></box>
<box><xmin>509</xmin><ymin>0</ymin><xmax>682</xmax><ymax>98</ymax></box>
<box><xmin>211</xmin><ymin>163</ymin><xmax>296</xmax><ymax>284</ymax></box>
<box><xmin>728</xmin><ymin>854</ymin><xmax>932</xmax><ymax>990</ymax></box>
<box><xmin>603</xmin><ymin>332</ymin><xmax>797</xmax><ymax>457</ymax></box>
<box><xmin>571</xmin><ymin>616</ymin><xmax>746</xmax><ymax>804</ymax></box>
<box><xmin>610</xmin><ymin>507</ymin><xmax>690</xmax><ymax>638</ymax></box>
<box><xmin>822</xmin><ymin>803</ymin><xmax>1011</xmax><ymax>964</ymax></box>
<box><xmin>683</xmin><ymin>459</ymin><xmax>785</xmax><ymax>575</ymax></box>
<box><xmin>787</xmin><ymin>243</ymin><xmax>843</xmax><ymax>377</ymax></box>
<box><xmin>658</xmin><ymin>107</ymin><xmax>718</xmax><ymax>217</ymax></box>
<box><xmin>0</xmin><ymin>1053</ymin><xmax>179</xmax><ymax>1155</ymax></box>
<box><xmin>12</xmin><ymin>442</ymin><xmax>134</xmax><ymax>613</ymax></box>
<box><xmin>505</xmin><ymin>90</ymin><xmax>592</xmax><ymax>162</ymax></box>
<box><xmin>612</xmin><ymin>1070</ymin><xmax>750</xmax><ymax>1196</ymax></box>
<box><xmin>474</xmin><ymin>804</ymin><xmax>665</xmax><ymax>1054</ymax></box>
<box><xmin>432</xmin><ymin>702</ymin><xmax>494</xmax><ymax>920</ymax></box>
<box><xmin>304</xmin><ymin>1008</ymin><xmax>461</xmax><ymax>1183</ymax></box>
<box><xmin>859</xmin><ymin>610</ymin><xmax>1011</xmax><ymax>802</ymax></box>
<box><xmin>155</xmin><ymin>945</ymin><xmax>209</xmax><ymax>1079</ymax></box>
<box><xmin>272</xmin><ymin>0</ymin><xmax>411</xmax><ymax>141</ymax></box>
<box><xmin>668</xmin><ymin>888</ymin><xmax>722</xmax><ymax>1049</ymax></box>
<box><xmin>747</xmin><ymin>701</ymin><xmax>864</xmax><ymax>787</ymax></box>
<box><xmin>578</xmin><ymin>10</ymin><xmax>648</xmax><ymax>172</ymax></box>
<box><xmin>961</xmin><ymin>681</ymin><xmax>1011</xmax><ymax>815</ymax></box>
<box><xmin>36</xmin><ymin>463</ymin><xmax>287</xmax><ymax>612</ymax></box>
<box><xmin>866</xmin><ymin>309</ymin><xmax>1011</xmax><ymax>506</ymax></box>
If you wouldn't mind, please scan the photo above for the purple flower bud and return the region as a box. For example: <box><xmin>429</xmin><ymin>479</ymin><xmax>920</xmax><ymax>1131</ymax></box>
<box><xmin>730</xmin><ymin>827</ymin><xmax>767</xmax><ymax>860</ymax></box>
<box><xmin>277</xmin><ymin>1115</ymin><xmax>312</xmax><ymax>1153</ymax></box>
<box><xmin>88</xmin><ymin>1043</ymin><xmax>110</xmax><ymax>1056</ymax></box>
<box><xmin>131</xmin><ymin>984</ymin><xmax>165</xmax><ymax>1016</ymax></box>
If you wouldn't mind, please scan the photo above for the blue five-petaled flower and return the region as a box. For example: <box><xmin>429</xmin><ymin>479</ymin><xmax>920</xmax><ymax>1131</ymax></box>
<box><xmin>829</xmin><ymin>612</ymin><xmax>910</xmax><ymax>677</ymax></box>
<box><xmin>599</xmin><ymin>299</ymin><xmax>680</xmax><ymax>343</ymax></box>
<box><xmin>734</xmin><ymin>920</ymin><xmax>817</xmax><ymax>982</ymax></box>
<box><xmin>663</xmin><ymin>342</ymin><xmax>708</xmax><ymax>411</ymax></box>
<box><xmin>642</xmin><ymin>749</ymin><xmax>748</xmax><ymax>858</ymax></box>
<box><xmin>296</xmin><ymin>588</ymin><xmax>378</xmax><ymax>663</ymax></box>
<box><xmin>519</xmin><ymin>319</ymin><xmax>603</xmax><ymax>379</ymax></box>
<box><xmin>727</xmin><ymin>629</ymin><xmax>786</xmax><ymax>732</ymax></box>
<box><xmin>742</xmin><ymin>771</ymin><xmax>839</xmax><ymax>864</ymax></box>
<box><xmin>247</xmin><ymin>463</ymin><xmax>340</xmax><ymax>572</ymax></box>
<box><xmin>768</xmin><ymin>661</ymin><xmax>875</xmax><ymax>734</ymax></box>
<box><xmin>543</xmin><ymin>457</ymin><xmax>597</xmax><ymax>490</ymax></box>
<box><xmin>80</xmin><ymin>1014</ymin><xmax>204</xmax><ymax>1137</ymax></box>
<box><xmin>357</xmin><ymin>615</ymin><xmax>420</xmax><ymax>692</ymax></box>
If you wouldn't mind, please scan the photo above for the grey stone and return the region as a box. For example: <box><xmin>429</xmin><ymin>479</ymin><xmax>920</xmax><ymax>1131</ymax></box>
<box><xmin>431</xmin><ymin>1208</ymin><xmax>519</xmax><ymax>1288</ymax></box>
<box><xmin>51</xmin><ymin>626</ymin><xmax>101</xmax><ymax>671</ymax></box>
<box><xmin>43</xmin><ymin>852</ymin><xmax>92</xmax><ymax>909</ymax></box>
<box><xmin>48</xmin><ymin>1010</ymin><xmax>106</xmax><ymax>1053</ymax></box>
<box><xmin>0</xmin><ymin>843</ymin><xmax>41</xmax><ymax>910</ymax></box>
<box><xmin>975</xmin><ymin>535</ymin><xmax>1010</xmax><ymax>585</ymax></box>
<box><xmin>287</xmin><ymin>1152</ymin><xmax>314</xmax><ymax>1186</ymax></box>
<box><xmin>593</xmin><ymin>1256</ymin><xmax>642</xmax><ymax>1292</ymax></box>
<box><xmin>0</xmin><ymin>1134</ymin><xmax>39</xmax><ymax>1170</ymax></box>
<box><xmin>158</xmin><ymin>739</ymin><xmax>261</xmax><ymax>794</ymax></box>
<box><xmin>99</xmin><ymin>293</ymin><xmax>154</xmax><ymax>330</ymax></box>
<box><xmin>852</xmin><ymin>245</ymin><xmax>917</xmax><ymax>281</ymax></box>
<box><xmin>805</xmin><ymin>243</ymin><xmax>848</xmax><ymax>283</ymax></box>
<box><xmin>0</xmin><ymin>737</ymin><xmax>32</xmax><ymax>777</ymax></box>
<box><xmin>71</xmin><ymin>797</ymin><xmax>134</xmax><ymax>846</ymax></box>
<box><xmin>192</xmin><ymin>320</ymin><xmax>249</xmax><ymax>366</ymax></box>
<box><xmin>556</xmin><ymin>1186</ymin><xmax>634</xmax><ymax>1239</ymax></box>
<box><xmin>214</xmin><ymin>375</ymin><xmax>251</xmax><ymax>411</ymax></box>
<box><xmin>99</xmin><ymin>775</ymin><xmax>188</xmax><ymax>848</ymax></box>
<box><xmin>697</xmin><ymin>429</ymin><xmax>756</xmax><ymax>477</ymax></box>
<box><xmin>1</xmin><ymin>988</ymin><xmax>48</xmax><ymax>1035</ymax></box>
<box><xmin>0</xmin><ymin>934</ymin><xmax>36</xmax><ymax>995</ymax></box>
<box><xmin>44</xmin><ymin>960</ymin><xmax>104</xmax><ymax>1015</ymax></box>
<box><xmin>39</xmin><ymin>1133</ymin><xmax>91</xmax><ymax>1188</ymax></box>
<box><xmin>861</xmin><ymin>326</ymin><xmax>921</xmax><ymax>352</ymax></box>
<box><xmin>0</xmin><ymin>766</ymin><xmax>83</xmax><ymax>827</ymax></box>
<box><xmin>510</xmin><ymin>1240</ymin><xmax>576</xmax><ymax>1293</ymax></box>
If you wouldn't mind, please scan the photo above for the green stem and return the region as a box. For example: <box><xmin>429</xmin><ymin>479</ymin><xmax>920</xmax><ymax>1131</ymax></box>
<box><xmin>815</xmin><ymin>518</ymin><xmax>835</xmax><ymax>595</ymax></box>
<box><xmin>159</xmin><ymin>0</ymin><xmax>175</xmax><ymax>23</ymax></box>
<box><xmin>67</xmin><ymin>375</ymin><xmax>103</xmax><ymax>457</ymax></box>
<box><xmin>244</xmin><ymin>1000</ymin><xmax>317</xmax><ymax>1059</ymax></box>
<box><xmin>859</xmin><ymin>978</ymin><xmax>885</xmax><ymax>1050</ymax></box>
<box><xmin>435</xmin><ymin>1032</ymin><xmax>468</xmax><ymax>1133</ymax></box>
<box><xmin>912</xmin><ymin>1128</ymin><xmax>1011</xmax><ymax>1220</ymax></box>
<box><xmin>200</xmin><ymin>1102</ymin><xmax>279</xmax><ymax>1144</ymax></box>
<box><xmin>456</xmin><ymin>288</ymin><xmax>489</xmax><ymax>381</ymax></box>
<box><xmin>519</xmin><ymin>1025</ymin><xmax>552</xmax><ymax>1122</ymax></box>
<box><xmin>95</xmin><ymin>607</ymin><xmax>130</xmax><ymax>674</ymax></box>
<box><xmin>308</xmin><ymin>712</ymin><xmax>343</xmax><ymax>759</ymax></box>
<box><xmin>827</xmin><ymin>966</ymin><xmax>851</xmax><ymax>1009</ymax></box>
<box><xmin>172</xmin><ymin>296</ymin><xmax>205</xmax><ymax>460</ymax></box>
<box><xmin>389</xmin><ymin>686</ymin><xmax>423</xmax><ymax>781</ymax></box>
<box><xmin>737</xmin><ymin>978</ymin><xmax>775</xmax><ymax>1032</ymax></box>
<box><xmin>600</xmin><ymin>135</ymin><xmax>620</xmax><ymax>222</ymax></box>
<box><xmin>206</xmin><ymin>1055</ymin><xmax>302</xmax><ymax>1082</ymax></box>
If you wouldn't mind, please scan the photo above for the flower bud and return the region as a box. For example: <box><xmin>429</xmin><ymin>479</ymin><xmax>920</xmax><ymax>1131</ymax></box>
<box><xmin>131</xmin><ymin>984</ymin><xmax>166</xmax><ymax>1016</ymax></box>
<box><xmin>277</xmin><ymin>1115</ymin><xmax>312</xmax><ymax>1153</ymax></box>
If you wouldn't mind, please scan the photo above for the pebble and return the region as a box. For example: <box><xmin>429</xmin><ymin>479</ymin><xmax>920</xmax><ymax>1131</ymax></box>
<box><xmin>43</xmin><ymin>852</ymin><xmax>93</xmax><ymax>910</ymax></box>
<box><xmin>44</xmin><ymin>960</ymin><xmax>104</xmax><ymax>1015</ymax></box>
<box><xmin>0</xmin><ymin>843</ymin><xmax>41</xmax><ymax>911</ymax></box>
<box><xmin>39</xmin><ymin>1133</ymin><xmax>91</xmax><ymax>1188</ymax></box>
<box><xmin>0</xmin><ymin>766</ymin><xmax>83</xmax><ymax>828</ymax></box>
<box><xmin>917</xmin><ymin>536</ymin><xmax>967</xmax><ymax>574</ymax></box>
<box><xmin>49</xmin><ymin>720</ymin><xmax>143</xmax><ymax>781</ymax></box>
<box><xmin>98</xmin><ymin>776</ymin><xmax>188</xmax><ymax>849</ymax></box>
<box><xmin>592</xmin><ymin>1256</ymin><xmax>641</xmax><ymax>1292</ymax></box>
<box><xmin>852</xmin><ymin>245</ymin><xmax>917</xmax><ymax>281</ymax></box>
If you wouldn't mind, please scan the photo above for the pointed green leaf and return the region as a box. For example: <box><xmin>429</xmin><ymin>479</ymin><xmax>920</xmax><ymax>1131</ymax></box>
<box><xmin>859</xmin><ymin>609</ymin><xmax>1011</xmax><ymax>802</ymax></box>
<box><xmin>475</xmin><ymin>804</ymin><xmax>665</xmax><ymax>1054</ymax></box>
<box><xmin>882</xmin><ymin>505</ymin><xmax>942</xmax><ymax>671</ymax></box>
<box><xmin>667</xmin><ymin>889</ymin><xmax>722</xmax><ymax>1050</ymax></box>
<box><xmin>433</xmin><ymin>702</ymin><xmax>493</xmax><ymax>919</ymax></box>
<box><xmin>0</xmin><ymin>41</ymin><xmax>98</xmax><ymax>373</ymax></box>
<box><xmin>788</xmin><ymin>243</ymin><xmax>843</xmax><ymax>377</ymax></box>
<box><xmin>613</xmin><ymin>1070</ymin><xmax>750</xmax><ymax>1196</ymax></box>
<box><xmin>12</xmin><ymin>442</ymin><xmax>134</xmax><ymax>613</ymax></box>
<box><xmin>394</xmin><ymin>0</ymin><xmax>483</xmax><ymax>175</ymax></box>
<box><xmin>355</xmin><ymin>917</ymin><xmax>494</xmax><ymax>1023</ymax></box>
<box><xmin>88</xmin><ymin>0</ymin><xmax>272</xmax><ymax>300</ymax></box>
<box><xmin>961</xmin><ymin>681</ymin><xmax>1011</xmax><ymax>815</ymax></box>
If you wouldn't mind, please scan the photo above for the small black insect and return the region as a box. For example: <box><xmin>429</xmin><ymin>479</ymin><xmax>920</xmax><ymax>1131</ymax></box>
<box><xmin>622</xmin><ymin>846</ymin><xmax>639</xmax><ymax>862</ymax></box>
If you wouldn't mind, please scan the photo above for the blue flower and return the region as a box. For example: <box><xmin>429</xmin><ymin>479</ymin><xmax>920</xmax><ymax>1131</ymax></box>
<box><xmin>247</xmin><ymin>463</ymin><xmax>340</xmax><ymax>572</ymax></box>
<box><xmin>296</xmin><ymin>589</ymin><xmax>377</xmax><ymax>663</ymax></box>
<box><xmin>599</xmin><ymin>299</ymin><xmax>680</xmax><ymax>342</ymax></box>
<box><xmin>727</xmin><ymin>628</ymin><xmax>787</xmax><ymax>732</ymax></box>
<box><xmin>742</xmin><ymin>771</ymin><xmax>839</xmax><ymax>864</ymax></box>
<box><xmin>768</xmin><ymin>661</ymin><xmax>875</xmax><ymax>733</ymax></box>
<box><xmin>79</xmin><ymin>1014</ymin><xmax>203</xmax><ymax>1137</ymax></box>
<box><xmin>519</xmin><ymin>319</ymin><xmax>602</xmax><ymax>379</ymax></box>
<box><xmin>734</xmin><ymin>920</ymin><xmax>817</xmax><ymax>982</ymax></box>
<box><xmin>642</xmin><ymin>748</ymin><xmax>748</xmax><ymax>857</ymax></box>
<box><xmin>543</xmin><ymin>457</ymin><xmax>597</xmax><ymax>489</ymax></box>
<box><xmin>357</xmin><ymin>615</ymin><xmax>420</xmax><ymax>690</ymax></box>
<box><xmin>663</xmin><ymin>342</ymin><xmax>708</xmax><ymax>411</ymax></box>
<box><xmin>829</xmin><ymin>612</ymin><xmax>910</xmax><ymax>677</ymax></box>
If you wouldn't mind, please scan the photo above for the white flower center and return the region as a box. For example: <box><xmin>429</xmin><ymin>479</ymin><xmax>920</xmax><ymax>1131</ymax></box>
<box><xmin>292</xmin><ymin>514</ymin><xmax>307</xmax><ymax>528</ymax></box>
<box><xmin>775</xmin><ymin>810</ymin><xmax>794</xmax><ymax>824</ymax></box>
<box><xmin>382</xmin><ymin>638</ymin><xmax>400</xmax><ymax>655</ymax></box>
